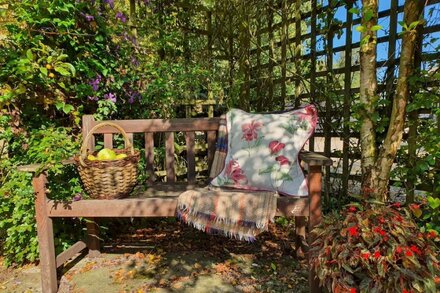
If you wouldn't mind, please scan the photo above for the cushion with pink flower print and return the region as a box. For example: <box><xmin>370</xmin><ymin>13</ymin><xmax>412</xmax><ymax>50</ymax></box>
<box><xmin>210</xmin><ymin>105</ymin><xmax>317</xmax><ymax>196</ymax></box>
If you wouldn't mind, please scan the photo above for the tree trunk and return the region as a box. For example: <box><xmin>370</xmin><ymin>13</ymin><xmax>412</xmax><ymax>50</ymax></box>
<box><xmin>371</xmin><ymin>0</ymin><xmax>425</xmax><ymax>200</ymax></box>
<box><xmin>359</xmin><ymin>0</ymin><xmax>378</xmax><ymax>196</ymax></box>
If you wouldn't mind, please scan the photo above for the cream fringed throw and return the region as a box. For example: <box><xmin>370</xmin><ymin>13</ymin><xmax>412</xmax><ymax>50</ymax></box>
<box><xmin>177</xmin><ymin>188</ymin><xmax>277</xmax><ymax>241</ymax></box>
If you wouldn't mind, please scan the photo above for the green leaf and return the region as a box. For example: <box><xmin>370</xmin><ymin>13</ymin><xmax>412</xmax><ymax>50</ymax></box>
<box><xmin>356</xmin><ymin>26</ymin><xmax>367</xmax><ymax>33</ymax></box>
<box><xmin>62</xmin><ymin>104</ymin><xmax>74</xmax><ymax>114</ymax></box>
<box><xmin>363</xmin><ymin>9</ymin><xmax>374</xmax><ymax>22</ymax></box>
<box><xmin>270</xmin><ymin>263</ymin><xmax>276</xmax><ymax>271</ymax></box>
<box><xmin>54</xmin><ymin>66</ymin><xmax>70</xmax><ymax>76</ymax></box>
<box><xmin>64</xmin><ymin>63</ymin><xmax>76</xmax><ymax>76</ymax></box>
<box><xmin>258</xmin><ymin>166</ymin><xmax>275</xmax><ymax>175</ymax></box>
<box><xmin>55</xmin><ymin>102</ymin><xmax>64</xmax><ymax>111</ymax></box>
<box><xmin>349</xmin><ymin>8</ymin><xmax>359</xmax><ymax>15</ymax></box>
<box><xmin>39</xmin><ymin>67</ymin><xmax>48</xmax><ymax>75</ymax></box>
<box><xmin>26</xmin><ymin>49</ymin><xmax>34</xmax><ymax>60</ymax></box>
<box><xmin>370</xmin><ymin>25</ymin><xmax>382</xmax><ymax>31</ymax></box>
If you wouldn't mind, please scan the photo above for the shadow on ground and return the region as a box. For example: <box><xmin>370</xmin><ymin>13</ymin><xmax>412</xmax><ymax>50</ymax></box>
<box><xmin>1</xmin><ymin>219</ymin><xmax>309</xmax><ymax>292</ymax></box>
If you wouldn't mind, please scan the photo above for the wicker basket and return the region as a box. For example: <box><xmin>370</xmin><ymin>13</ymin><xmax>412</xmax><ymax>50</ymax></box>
<box><xmin>76</xmin><ymin>122</ymin><xmax>140</xmax><ymax>199</ymax></box>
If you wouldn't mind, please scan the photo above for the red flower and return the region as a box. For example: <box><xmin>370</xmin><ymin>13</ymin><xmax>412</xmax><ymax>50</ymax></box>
<box><xmin>391</xmin><ymin>202</ymin><xmax>401</xmax><ymax>208</ymax></box>
<box><xmin>426</xmin><ymin>231</ymin><xmax>437</xmax><ymax>239</ymax></box>
<box><xmin>395</xmin><ymin>246</ymin><xmax>403</xmax><ymax>254</ymax></box>
<box><xmin>361</xmin><ymin>252</ymin><xmax>370</xmax><ymax>260</ymax></box>
<box><xmin>394</xmin><ymin>215</ymin><xmax>403</xmax><ymax>222</ymax></box>
<box><xmin>402</xmin><ymin>289</ymin><xmax>412</xmax><ymax>293</ymax></box>
<box><xmin>347</xmin><ymin>206</ymin><xmax>357</xmax><ymax>213</ymax></box>
<box><xmin>225</xmin><ymin>159</ymin><xmax>247</xmax><ymax>185</ymax></box>
<box><xmin>347</xmin><ymin>226</ymin><xmax>359</xmax><ymax>237</ymax></box>
<box><xmin>275</xmin><ymin>155</ymin><xmax>290</xmax><ymax>166</ymax></box>
<box><xmin>409</xmin><ymin>203</ymin><xmax>420</xmax><ymax>210</ymax></box>
<box><xmin>378</xmin><ymin>216</ymin><xmax>385</xmax><ymax>224</ymax></box>
<box><xmin>373</xmin><ymin>251</ymin><xmax>381</xmax><ymax>259</ymax></box>
<box><xmin>350</xmin><ymin>288</ymin><xmax>356</xmax><ymax>293</ymax></box>
<box><xmin>405</xmin><ymin>249</ymin><xmax>413</xmax><ymax>257</ymax></box>
<box><xmin>241</xmin><ymin>120</ymin><xmax>263</xmax><ymax>142</ymax></box>
<box><xmin>269</xmin><ymin>140</ymin><xmax>285</xmax><ymax>155</ymax></box>
<box><xmin>409</xmin><ymin>245</ymin><xmax>422</xmax><ymax>255</ymax></box>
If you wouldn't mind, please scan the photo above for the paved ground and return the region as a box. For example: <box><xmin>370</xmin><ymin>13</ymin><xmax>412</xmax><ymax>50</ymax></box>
<box><xmin>0</xmin><ymin>219</ymin><xmax>309</xmax><ymax>292</ymax></box>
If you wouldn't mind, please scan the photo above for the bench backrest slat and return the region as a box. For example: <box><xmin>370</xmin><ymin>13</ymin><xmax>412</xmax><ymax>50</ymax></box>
<box><xmin>185</xmin><ymin>131</ymin><xmax>196</xmax><ymax>183</ymax></box>
<box><xmin>165</xmin><ymin>132</ymin><xmax>176</xmax><ymax>182</ymax></box>
<box><xmin>104</xmin><ymin>133</ymin><xmax>113</xmax><ymax>148</ymax></box>
<box><xmin>144</xmin><ymin>132</ymin><xmax>155</xmax><ymax>184</ymax></box>
<box><xmin>207</xmin><ymin>130</ymin><xmax>217</xmax><ymax>170</ymax></box>
<box><xmin>82</xmin><ymin>115</ymin><xmax>223</xmax><ymax>183</ymax></box>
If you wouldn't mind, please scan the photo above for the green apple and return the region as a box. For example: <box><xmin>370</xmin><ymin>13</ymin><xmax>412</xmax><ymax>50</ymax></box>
<box><xmin>97</xmin><ymin>148</ymin><xmax>117</xmax><ymax>160</ymax></box>
<box><xmin>87</xmin><ymin>154</ymin><xmax>97</xmax><ymax>161</ymax></box>
<box><xmin>115</xmin><ymin>153</ymin><xmax>127</xmax><ymax>160</ymax></box>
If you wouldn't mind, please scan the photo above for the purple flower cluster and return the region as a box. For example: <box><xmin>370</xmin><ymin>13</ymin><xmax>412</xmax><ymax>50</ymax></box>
<box><xmin>89</xmin><ymin>74</ymin><xmax>102</xmax><ymax>91</ymax></box>
<box><xmin>80</xmin><ymin>12</ymin><xmax>94</xmax><ymax>22</ymax></box>
<box><xmin>116</xmin><ymin>12</ymin><xmax>127</xmax><ymax>23</ymax></box>
<box><xmin>104</xmin><ymin>0</ymin><xmax>114</xmax><ymax>9</ymax></box>
<box><xmin>127</xmin><ymin>90</ymin><xmax>141</xmax><ymax>104</ymax></box>
<box><xmin>104</xmin><ymin>92</ymin><xmax>117</xmax><ymax>103</ymax></box>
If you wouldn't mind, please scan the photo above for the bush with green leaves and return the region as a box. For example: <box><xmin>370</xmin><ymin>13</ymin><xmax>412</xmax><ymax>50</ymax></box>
<box><xmin>310</xmin><ymin>201</ymin><xmax>439</xmax><ymax>293</ymax></box>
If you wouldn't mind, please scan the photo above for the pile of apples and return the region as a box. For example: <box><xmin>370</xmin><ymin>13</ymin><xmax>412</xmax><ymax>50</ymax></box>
<box><xmin>87</xmin><ymin>148</ymin><xmax>127</xmax><ymax>161</ymax></box>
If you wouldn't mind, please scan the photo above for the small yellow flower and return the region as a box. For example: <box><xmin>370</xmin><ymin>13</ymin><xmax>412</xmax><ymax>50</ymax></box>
<box><xmin>48</xmin><ymin>72</ymin><xmax>55</xmax><ymax>78</ymax></box>
<box><xmin>45</xmin><ymin>64</ymin><xmax>53</xmax><ymax>70</ymax></box>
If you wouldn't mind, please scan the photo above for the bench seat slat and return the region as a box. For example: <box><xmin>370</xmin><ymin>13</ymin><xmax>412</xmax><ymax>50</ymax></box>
<box><xmin>46</xmin><ymin>183</ymin><xmax>309</xmax><ymax>218</ymax></box>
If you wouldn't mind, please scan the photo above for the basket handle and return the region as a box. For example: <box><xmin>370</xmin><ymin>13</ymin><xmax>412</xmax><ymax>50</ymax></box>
<box><xmin>79</xmin><ymin>122</ymin><xmax>134</xmax><ymax>166</ymax></box>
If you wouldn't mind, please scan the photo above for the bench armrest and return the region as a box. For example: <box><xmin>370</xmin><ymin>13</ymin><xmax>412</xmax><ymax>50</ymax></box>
<box><xmin>17</xmin><ymin>159</ymin><xmax>76</xmax><ymax>173</ymax></box>
<box><xmin>299</xmin><ymin>151</ymin><xmax>332</xmax><ymax>167</ymax></box>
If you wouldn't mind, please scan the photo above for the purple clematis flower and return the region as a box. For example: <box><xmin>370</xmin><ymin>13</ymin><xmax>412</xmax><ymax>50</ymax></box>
<box><xmin>89</xmin><ymin>74</ymin><xmax>102</xmax><ymax>91</ymax></box>
<box><xmin>88</xmin><ymin>96</ymin><xmax>98</xmax><ymax>101</ymax></box>
<box><xmin>104</xmin><ymin>0</ymin><xmax>114</xmax><ymax>9</ymax></box>
<box><xmin>80</xmin><ymin>12</ymin><xmax>94</xmax><ymax>22</ymax></box>
<box><xmin>116</xmin><ymin>12</ymin><xmax>127</xmax><ymax>23</ymax></box>
<box><xmin>127</xmin><ymin>90</ymin><xmax>141</xmax><ymax>104</ymax></box>
<box><xmin>104</xmin><ymin>92</ymin><xmax>117</xmax><ymax>103</ymax></box>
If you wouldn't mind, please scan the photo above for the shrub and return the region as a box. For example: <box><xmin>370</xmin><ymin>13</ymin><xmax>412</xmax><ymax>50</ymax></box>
<box><xmin>310</xmin><ymin>201</ymin><xmax>439</xmax><ymax>293</ymax></box>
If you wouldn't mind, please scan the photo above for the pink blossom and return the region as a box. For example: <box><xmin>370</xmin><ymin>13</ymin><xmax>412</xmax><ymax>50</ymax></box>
<box><xmin>269</xmin><ymin>140</ymin><xmax>285</xmax><ymax>155</ymax></box>
<box><xmin>241</xmin><ymin>121</ymin><xmax>262</xmax><ymax>142</ymax></box>
<box><xmin>225</xmin><ymin>159</ymin><xmax>247</xmax><ymax>185</ymax></box>
<box><xmin>297</xmin><ymin>105</ymin><xmax>318</xmax><ymax>129</ymax></box>
<box><xmin>275</xmin><ymin>155</ymin><xmax>290</xmax><ymax>166</ymax></box>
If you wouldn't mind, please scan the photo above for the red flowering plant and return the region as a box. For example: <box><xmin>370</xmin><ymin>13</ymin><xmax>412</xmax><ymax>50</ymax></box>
<box><xmin>310</xmin><ymin>201</ymin><xmax>439</xmax><ymax>293</ymax></box>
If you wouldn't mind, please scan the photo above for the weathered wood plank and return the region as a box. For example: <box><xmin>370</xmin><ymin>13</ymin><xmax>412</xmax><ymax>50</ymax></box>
<box><xmin>145</xmin><ymin>132</ymin><xmax>155</xmax><ymax>183</ymax></box>
<box><xmin>82</xmin><ymin>115</ymin><xmax>96</xmax><ymax>152</ymax></box>
<box><xmin>17</xmin><ymin>159</ymin><xmax>75</xmax><ymax>173</ymax></box>
<box><xmin>207</xmin><ymin>131</ymin><xmax>216</xmax><ymax>170</ymax></box>
<box><xmin>33</xmin><ymin>174</ymin><xmax>58</xmax><ymax>293</ymax></box>
<box><xmin>56</xmin><ymin>241</ymin><xmax>86</xmax><ymax>268</ymax></box>
<box><xmin>308</xmin><ymin>165</ymin><xmax>322</xmax><ymax>293</ymax></box>
<box><xmin>299</xmin><ymin>151</ymin><xmax>332</xmax><ymax>166</ymax></box>
<box><xmin>165</xmin><ymin>132</ymin><xmax>175</xmax><ymax>183</ymax></box>
<box><xmin>88</xmin><ymin>117</ymin><xmax>221</xmax><ymax>133</ymax></box>
<box><xmin>185</xmin><ymin>131</ymin><xmax>196</xmax><ymax>183</ymax></box>
<box><xmin>104</xmin><ymin>133</ymin><xmax>113</xmax><ymax>149</ymax></box>
<box><xmin>86</xmin><ymin>219</ymin><xmax>100</xmax><ymax>257</ymax></box>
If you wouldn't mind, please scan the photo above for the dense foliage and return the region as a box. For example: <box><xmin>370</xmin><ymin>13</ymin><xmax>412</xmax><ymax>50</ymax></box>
<box><xmin>310</xmin><ymin>202</ymin><xmax>439</xmax><ymax>293</ymax></box>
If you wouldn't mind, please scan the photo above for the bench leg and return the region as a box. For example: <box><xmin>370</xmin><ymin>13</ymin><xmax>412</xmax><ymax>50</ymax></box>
<box><xmin>86</xmin><ymin>218</ymin><xmax>101</xmax><ymax>257</ymax></box>
<box><xmin>308</xmin><ymin>166</ymin><xmax>323</xmax><ymax>293</ymax></box>
<box><xmin>295</xmin><ymin>216</ymin><xmax>307</xmax><ymax>258</ymax></box>
<box><xmin>33</xmin><ymin>174</ymin><xmax>58</xmax><ymax>293</ymax></box>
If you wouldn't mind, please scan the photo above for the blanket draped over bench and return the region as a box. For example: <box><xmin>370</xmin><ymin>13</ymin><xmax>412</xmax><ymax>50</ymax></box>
<box><xmin>177</xmin><ymin>188</ymin><xmax>277</xmax><ymax>241</ymax></box>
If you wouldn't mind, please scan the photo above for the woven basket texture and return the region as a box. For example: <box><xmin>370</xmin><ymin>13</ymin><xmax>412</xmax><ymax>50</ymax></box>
<box><xmin>76</xmin><ymin>122</ymin><xmax>139</xmax><ymax>199</ymax></box>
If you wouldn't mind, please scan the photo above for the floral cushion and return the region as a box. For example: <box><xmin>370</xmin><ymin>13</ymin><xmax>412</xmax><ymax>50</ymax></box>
<box><xmin>210</xmin><ymin>105</ymin><xmax>317</xmax><ymax>196</ymax></box>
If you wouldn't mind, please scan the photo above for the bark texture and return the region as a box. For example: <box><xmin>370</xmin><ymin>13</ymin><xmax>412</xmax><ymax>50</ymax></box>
<box><xmin>371</xmin><ymin>0</ymin><xmax>425</xmax><ymax>200</ymax></box>
<box><xmin>359</xmin><ymin>0</ymin><xmax>378</xmax><ymax>196</ymax></box>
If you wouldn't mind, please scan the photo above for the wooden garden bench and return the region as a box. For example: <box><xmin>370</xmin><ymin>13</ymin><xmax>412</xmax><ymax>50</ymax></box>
<box><xmin>18</xmin><ymin>114</ymin><xmax>332</xmax><ymax>293</ymax></box>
